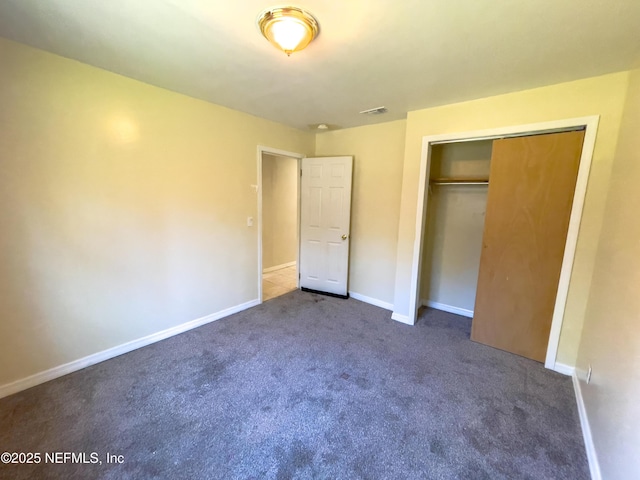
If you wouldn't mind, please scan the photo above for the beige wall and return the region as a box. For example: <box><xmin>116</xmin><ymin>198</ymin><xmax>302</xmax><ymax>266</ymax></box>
<box><xmin>576</xmin><ymin>69</ymin><xmax>640</xmax><ymax>479</ymax></box>
<box><xmin>262</xmin><ymin>154</ymin><xmax>298</xmax><ymax>270</ymax></box>
<box><xmin>0</xmin><ymin>38</ymin><xmax>313</xmax><ymax>387</ymax></box>
<box><xmin>315</xmin><ymin>120</ymin><xmax>406</xmax><ymax>305</ymax></box>
<box><xmin>393</xmin><ymin>72</ymin><xmax>629</xmax><ymax>365</ymax></box>
<box><xmin>420</xmin><ymin>141</ymin><xmax>492</xmax><ymax>312</ymax></box>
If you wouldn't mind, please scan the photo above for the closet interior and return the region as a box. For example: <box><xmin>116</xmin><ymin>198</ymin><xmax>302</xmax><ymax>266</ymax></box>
<box><xmin>420</xmin><ymin>140</ymin><xmax>493</xmax><ymax>318</ymax></box>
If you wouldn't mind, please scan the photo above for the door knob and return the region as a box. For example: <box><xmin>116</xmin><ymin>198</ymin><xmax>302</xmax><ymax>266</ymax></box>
<box><xmin>341</xmin><ymin>234</ymin><xmax>348</xmax><ymax>240</ymax></box>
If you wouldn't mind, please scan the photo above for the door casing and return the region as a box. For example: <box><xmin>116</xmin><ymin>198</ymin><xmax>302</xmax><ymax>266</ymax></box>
<box><xmin>396</xmin><ymin>116</ymin><xmax>600</xmax><ymax>372</ymax></box>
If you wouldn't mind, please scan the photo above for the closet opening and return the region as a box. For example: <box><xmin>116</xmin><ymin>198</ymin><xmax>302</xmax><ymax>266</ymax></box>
<box><xmin>408</xmin><ymin>117</ymin><xmax>600</xmax><ymax>371</ymax></box>
<box><xmin>419</xmin><ymin>140</ymin><xmax>492</xmax><ymax>318</ymax></box>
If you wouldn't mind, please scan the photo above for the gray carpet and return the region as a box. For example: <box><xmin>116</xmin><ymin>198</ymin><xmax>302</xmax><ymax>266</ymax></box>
<box><xmin>0</xmin><ymin>290</ymin><xmax>589</xmax><ymax>479</ymax></box>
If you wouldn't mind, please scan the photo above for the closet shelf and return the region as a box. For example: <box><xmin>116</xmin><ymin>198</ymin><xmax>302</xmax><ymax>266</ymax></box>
<box><xmin>430</xmin><ymin>177</ymin><xmax>489</xmax><ymax>186</ymax></box>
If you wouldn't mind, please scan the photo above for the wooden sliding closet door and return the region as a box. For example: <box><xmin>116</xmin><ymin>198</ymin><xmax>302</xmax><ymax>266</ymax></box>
<box><xmin>471</xmin><ymin>131</ymin><xmax>584</xmax><ymax>362</ymax></box>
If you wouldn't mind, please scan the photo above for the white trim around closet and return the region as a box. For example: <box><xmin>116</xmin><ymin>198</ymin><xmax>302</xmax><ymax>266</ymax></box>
<box><xmin>408</xmin><ymin>116</ymin><xmax>600</xmax><ymax>373</ymax></box>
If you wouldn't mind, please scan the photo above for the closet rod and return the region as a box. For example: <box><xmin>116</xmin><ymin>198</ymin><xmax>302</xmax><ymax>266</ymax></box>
<box><xmin>430</xmin><ymin>178</ymin><xmax>489</xmax><ymax>186</ymax></box>
<box><xmin>431</xmin><ymin>181</ymin><xmax>489</xmax><ymax>186</ymax></box>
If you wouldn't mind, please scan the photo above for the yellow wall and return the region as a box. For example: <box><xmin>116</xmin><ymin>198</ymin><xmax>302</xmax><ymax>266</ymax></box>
<box><xmin>576</xmin><ymin>69</ymin><xmax>640</xmax><ymax>479</ymax></box>
<box><xmin>315</xmin><ymin>120</ymin><xmax>406</xmax><ymax>305</ymax></box>
<box><xmin>393</xmin><ymin>72</ymin><xmax>629</xmax><ymax>365</ymax></box>
<box><xmin>262</xmin><ymin>154</ymin><xmax>298</xmax><ymax>270</ymax></box>
<box><xmin>0</xmin><ymin>38</ymin><xmax>314</xmax><ymax>387</ymax></box>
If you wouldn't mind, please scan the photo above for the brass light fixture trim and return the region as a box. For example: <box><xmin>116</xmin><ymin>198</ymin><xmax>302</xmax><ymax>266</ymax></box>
<box><xmin>257</xmin><ymin>6</ymin><xmax>319</xmax><ymax>56</ymax></box>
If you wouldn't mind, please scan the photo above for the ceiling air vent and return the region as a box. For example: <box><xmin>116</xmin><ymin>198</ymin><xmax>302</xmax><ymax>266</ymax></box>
<box><xmin>359</xmin><ymin>106</ymin><xmax>388</xmax><ymax>115</ymax></box>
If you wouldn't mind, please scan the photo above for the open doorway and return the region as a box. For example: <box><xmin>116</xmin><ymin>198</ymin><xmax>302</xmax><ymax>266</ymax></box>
<box><xmin>259</xmin><ymin>149</ymin><xmax>302</xmax><ymax>302</ymax></box>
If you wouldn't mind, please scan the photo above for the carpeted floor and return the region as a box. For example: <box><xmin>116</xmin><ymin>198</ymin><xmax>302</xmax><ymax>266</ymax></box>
<box><xmin>0</xmin><ymin>290</ymin><xmax>589</xmax><ymax>479</ymax></box>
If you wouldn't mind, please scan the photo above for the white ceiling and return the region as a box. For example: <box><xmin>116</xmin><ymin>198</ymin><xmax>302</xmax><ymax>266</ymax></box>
<box><xmin>0</xmin><ymin>0</ymin><xmax>639</xmax><ymax>130</ymax></box>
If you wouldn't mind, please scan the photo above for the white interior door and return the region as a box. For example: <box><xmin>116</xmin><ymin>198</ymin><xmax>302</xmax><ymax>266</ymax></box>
<box><xmin>300</xmin><ymin>156</ymin><xmax>353</xmax><ymax>297</ymax></box>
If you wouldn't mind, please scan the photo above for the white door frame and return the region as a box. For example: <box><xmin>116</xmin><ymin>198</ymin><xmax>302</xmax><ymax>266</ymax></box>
<box><xmin>257</xmin><ymin>145</ymin><xmax>305</xmax><ymax>303</ymax></box>
<box><xmin>406</xmin><ymin>116</ymin><xmax>600</xmax><ymax>372</ymax></box>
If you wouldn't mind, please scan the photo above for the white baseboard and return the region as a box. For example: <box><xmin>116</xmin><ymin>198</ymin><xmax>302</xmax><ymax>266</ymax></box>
<box><xmin>553</xmin><ymin>362</ymin><xmax>575</xmax><ymax>376</ymax></box>
<box><xmin>0</xmin><ymin>299</ymin><xmax>260</xmax><ymax>399</ymax></box>
<box><xmin>349</xmin><ymin>291</ymin><xmax>393</xmax><ymax>311</ymax></box>
<box><xmin>422</xmin><ymin>299</ymin><xmax>474</xmax><ymax>318</ymax></box>
<box><xmin>572</xmin><ymin>373</ymin><xmax>602</xmax><ymax>480</ymax></box>
<box><xmin>391</xmin><ymin>312</ymin><xmax>413</xmax><ymax>325</ymax></box>
<box><xmin>263</xmin><ymin>261</ymin><xmax>296</xmax><ymax>274</ymax></box>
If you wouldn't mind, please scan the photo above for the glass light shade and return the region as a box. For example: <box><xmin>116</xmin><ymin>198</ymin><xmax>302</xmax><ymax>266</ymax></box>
<box><xmin>270</xmin><ymin>18</ymin><xmax>309</xmax><ymax>52</ymax></box>
<box><xmin>258</xmin><ymin>7</ymin><xmax>319</xmax><ymax>56</ymax></box>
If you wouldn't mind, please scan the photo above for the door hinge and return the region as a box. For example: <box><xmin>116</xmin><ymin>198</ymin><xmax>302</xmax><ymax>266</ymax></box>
<box><xmin>300</xmin><ymin>169</ymin><xmax>303</xmax><ymax>177</ymax></box>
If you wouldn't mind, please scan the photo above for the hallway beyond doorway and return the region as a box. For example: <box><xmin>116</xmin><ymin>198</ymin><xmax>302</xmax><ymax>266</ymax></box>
<box><xmin>262</xmin><ymin>265</ymin><xmax>297</xmax><ymax>301</ymax></box>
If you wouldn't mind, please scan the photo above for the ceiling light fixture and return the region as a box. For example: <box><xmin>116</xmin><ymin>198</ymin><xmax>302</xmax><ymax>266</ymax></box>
<box><xmin>257</xmin><ymin>6</ymin><xmax>319</xmax><ymax>56</ymax></box>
